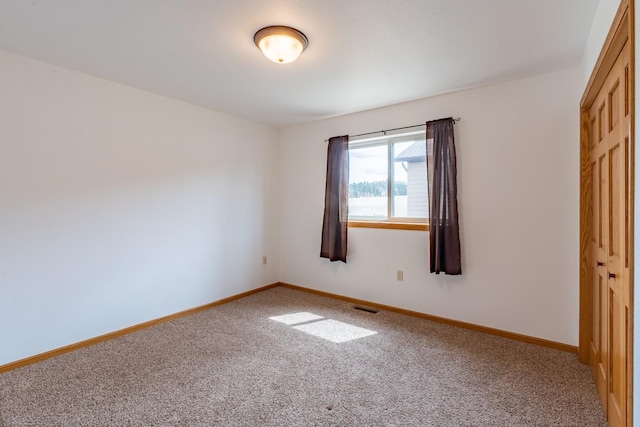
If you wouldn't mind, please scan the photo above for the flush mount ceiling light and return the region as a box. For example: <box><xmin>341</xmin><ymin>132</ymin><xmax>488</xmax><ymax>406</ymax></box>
<box><xmin>253</xmin><ymin>25</ymin><xmax>308</xmax><ymax>64</ymax></box>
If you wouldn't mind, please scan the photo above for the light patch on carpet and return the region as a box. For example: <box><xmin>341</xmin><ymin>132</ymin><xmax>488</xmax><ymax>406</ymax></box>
<box><xmin>292</xmin><ymin>319</ymin><xmax>377</xmax><ymax>343</ymax></box>
<box><xmin>269</xmin><ymin>312</ymin><xmax>324</xmax><ymax>325</ymax></box>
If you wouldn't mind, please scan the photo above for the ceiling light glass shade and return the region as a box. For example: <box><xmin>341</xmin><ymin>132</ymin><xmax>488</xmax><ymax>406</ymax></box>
<box><xmin>254</xmin><ymin>26</ymin><xmax>308</xmax><ymax>64</ymax></box>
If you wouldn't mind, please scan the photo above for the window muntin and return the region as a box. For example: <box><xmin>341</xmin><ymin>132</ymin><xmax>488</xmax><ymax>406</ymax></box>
<box><xmin>348</xmin><ymin>131</ymin><xmax>428</xmax><ymax>224</ymax></box>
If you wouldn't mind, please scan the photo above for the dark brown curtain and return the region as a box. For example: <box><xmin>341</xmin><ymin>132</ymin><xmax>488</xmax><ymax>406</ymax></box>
<box><xmin>320</xmin><ymin>135</ymin><xmax>349</xmax><ymax>262</ymax></box>
<box><xmin>426</xmin><ymin>118</ymin><xmax>461</xmax><ymax>275</ymax></box>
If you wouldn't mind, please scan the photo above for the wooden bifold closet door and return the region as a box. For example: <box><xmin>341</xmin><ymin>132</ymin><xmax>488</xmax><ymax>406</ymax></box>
<box><xmin>587</xmin><ymin>38</ymin><xmax>631</xmax><ymax>427</ymax></box>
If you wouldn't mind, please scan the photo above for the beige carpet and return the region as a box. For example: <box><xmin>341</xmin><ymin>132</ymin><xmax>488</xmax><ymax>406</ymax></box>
<box><xmin>0</xmin><ymin>286</ymin><xmax>606</xmax><ymax>426</ymax></box>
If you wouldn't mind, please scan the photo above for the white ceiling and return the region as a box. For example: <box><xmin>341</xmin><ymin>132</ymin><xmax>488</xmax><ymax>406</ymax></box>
<box><xmin>0</xmin><ymin>0</ymin><xmax>599</xmax><ymax>128</ymax></box>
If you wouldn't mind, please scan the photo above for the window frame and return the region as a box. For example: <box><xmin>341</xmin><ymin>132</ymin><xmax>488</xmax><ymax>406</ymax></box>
<box><xmin>347</xmin><ymin>130</ymin><xmax>429</xmax><ymax>231</ymax></box>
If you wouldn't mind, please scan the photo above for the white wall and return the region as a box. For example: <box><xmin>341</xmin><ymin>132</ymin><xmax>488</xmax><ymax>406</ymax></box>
<box><xmin>278</xmin><ymin>67</ymin><xmax>581</xmax><ymax>345</ymax></box>
<box><xmin>581</xmin><ymin>0</ymin><xmax>621</xmax><ymax>86</ymax></box>
<box><xmin>0</xmin><ymin>49</ymin><xmax>279</xmax><ymax>366</ymax></box>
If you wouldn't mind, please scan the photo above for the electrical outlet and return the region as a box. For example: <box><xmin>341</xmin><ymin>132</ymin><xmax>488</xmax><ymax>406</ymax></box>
<box><xmin>262</xmin><ymin>256</ymin><xmax>267</xmax><ymax>265</ymax></box>
<box><xmin>396</xmin><ymin>270</ymin><xmax>404</xmax><ymax>281</ymax></box>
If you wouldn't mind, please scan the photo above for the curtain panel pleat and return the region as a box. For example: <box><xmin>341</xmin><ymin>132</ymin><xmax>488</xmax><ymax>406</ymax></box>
<box><xmin>426</xmin><ymin>119</ymin><xmax>461</xmax><ymax>275</ymax></box>
<box><xmin>320</xmin><ymin>135</ymin><xmax>349</xmax><ymax>262</ymax></box>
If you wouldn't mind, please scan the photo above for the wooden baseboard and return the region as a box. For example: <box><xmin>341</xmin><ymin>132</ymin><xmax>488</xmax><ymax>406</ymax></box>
<box><xmin>0</xmin><ymin>283</ymin><xmax>280</xmax><ymax>374</ymax></box>
<box><xmin>1</xmin><ymin>280</ymin><xmax>577</xmax><ymax>374</ymax></box>
<box><xmin>278</xmin><ymin>282</ymin><xmax>578</xmax><ymax>354</ymax></box>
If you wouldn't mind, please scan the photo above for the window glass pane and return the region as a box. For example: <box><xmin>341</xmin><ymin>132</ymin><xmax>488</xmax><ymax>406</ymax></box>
<box><xmin>348</xmin><ymin>144</ymin><xmax>388</xmax><ymax>219</ymax></box>
<box><xmin>393</xmin><ymin>139</ymin><xmax>428</xmax><ymax>218</ymax></box>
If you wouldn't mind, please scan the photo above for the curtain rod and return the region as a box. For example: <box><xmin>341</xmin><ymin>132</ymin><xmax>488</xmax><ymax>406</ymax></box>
<box><xmin>325</xmin><ymin>117</ymin><xmax>461</xmax><ymax>142</ymax></box>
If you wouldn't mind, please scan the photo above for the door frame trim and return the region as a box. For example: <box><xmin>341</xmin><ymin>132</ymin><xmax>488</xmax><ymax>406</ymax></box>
<box><xmin>579</xmin><ymin>0</ymin><xmax>634</xmax><ymax>423</ymax></box>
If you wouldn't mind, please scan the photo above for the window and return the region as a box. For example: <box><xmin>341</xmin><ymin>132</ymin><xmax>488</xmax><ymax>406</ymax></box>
<box><xmin>348</xmin><ymin>130</ymin><xmax>429</xmax><ymax>230</ymax></box>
